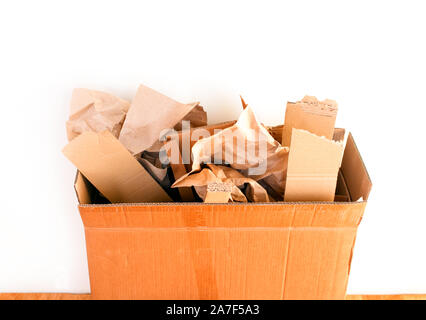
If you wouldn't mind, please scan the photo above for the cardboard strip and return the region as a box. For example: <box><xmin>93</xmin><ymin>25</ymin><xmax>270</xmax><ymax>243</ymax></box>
<box><xmin>284</xmin><ymin>129</ymin><xmax>344</xmax><ymax>202</ymax></box>
<box><xmin>63</xmin><ymin>131</ymin><xmax>171</xmax><ymax>203</ymax></box>
<box><xmin>282</xmin><ymin>96</ymin><xmax>338</xmax><ymax>147</ymax></box>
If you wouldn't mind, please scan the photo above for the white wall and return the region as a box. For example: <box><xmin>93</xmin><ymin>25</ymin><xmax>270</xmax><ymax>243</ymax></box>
<box><xmin>0</xmin><ymin>0</ymin><xmax>425</xmax><ymax>294</ymax></box>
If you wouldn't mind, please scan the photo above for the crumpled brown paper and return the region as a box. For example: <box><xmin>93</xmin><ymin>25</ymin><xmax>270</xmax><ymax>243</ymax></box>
<box><xmin>170</xmin><ymin>104</ymin><xmax>289</xmax><ymax>201</ymax></box>
<box><xmin>173</xmin><ymin>163</ymin><xmax>270</xmax><ymax>202</ymax></box>
<box><xmin>66</xmin><ymin>88</ymin><xmax>130</xmax><ymax>141</ymax></box>
<box><xmin>282</xmin><ymin>95</ymin><xmax>338</xmax><ymax>147</ymax></box>
<box><xmin>119</xmin><ymin>84</ymin><xmax>199</xmax><ymax>154</ymax></box>
<box><xmin>189</xmin><ymin>106</ymin><xmax>288</xmax><ymax>179</ymax></box>
<box><xmin>174</xmin><ymin>105</ymin><xmax>207</xmax><ymax>131</ymax></box>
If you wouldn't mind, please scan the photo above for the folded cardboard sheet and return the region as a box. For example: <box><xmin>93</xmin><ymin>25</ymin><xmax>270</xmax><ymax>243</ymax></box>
<box><xmin>63</xmin><ymin>131</ymin><xmax>171</xmax><ymax>203</ymax></box>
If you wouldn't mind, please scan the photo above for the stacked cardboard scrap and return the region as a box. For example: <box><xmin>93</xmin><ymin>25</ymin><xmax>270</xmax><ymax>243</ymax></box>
<box><xmin>63</xmin><ymin>85</ymin><xmax>345</xmax><ymax>204</ymax></box>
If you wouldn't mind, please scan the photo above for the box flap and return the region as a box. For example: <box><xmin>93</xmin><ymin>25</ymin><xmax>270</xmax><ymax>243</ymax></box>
<box><xmin>341</xmin><ymin>133</ymin><xmax>372</xmax><ymax>201</ymax></box>
<box><xmin>269</xmin><ymin>125</ymin><xmax>345</xmax><ymax>144</ymax></box>
<box><xmin>63</xmin><ymin>130</ymin><xmax>172</xmax><ymax>203</ymax></box>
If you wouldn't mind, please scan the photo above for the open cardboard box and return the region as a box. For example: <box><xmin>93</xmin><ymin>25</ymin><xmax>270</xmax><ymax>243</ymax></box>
<box><xmin>74</xmin><ymin>127</ymin><xmax>371</xmax><ymax>300</ymax></box>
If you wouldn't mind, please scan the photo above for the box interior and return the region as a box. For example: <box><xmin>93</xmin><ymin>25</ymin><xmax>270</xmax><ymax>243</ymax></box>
<box><xmin>75</xmin><ymin>128</ymin><xmax>371</xmax><ymax>206</ymax></box>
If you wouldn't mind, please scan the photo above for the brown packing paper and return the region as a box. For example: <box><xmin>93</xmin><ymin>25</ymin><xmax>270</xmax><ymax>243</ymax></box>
<box><xmin>204</xmin><ymin>182</ymin><xmax>233</xmax><ymax>203</ymax></box>
<box><xmin>173</xmin><ymin>164</ymin><xmax>270</xmax><ymax>202</ymax></box>
<box><xmin>66</xmin><ymin>88</ymin><xmax>130</xmax><ymax>141</ymax></box>
<box><xmin>164</xmin><ymin>138</ymin><xmax>195</xmax><ymax>201</ymax></box>
<box><xmin>119</xmin><ymin>84</ymin><xmax>199</xmax><ymax>154</ymax></box>
<box><xmin>189</xmin><ymin>106</ymin><xmax>289</xmax><ymax>179</ymax></box>
<box><xmin>174</xmin><ymin>105</ymin><xmax>207</xmax><ymax>131</ymax></box>
<box><xmin>160</xmin><ymin>121</ymin><xmax>237</xmax><ymax>197</ymax></box>
<box><xmin>284</xmin><ymin>129</ymin><xmax>344</xmax><ymax>202</ymax></box>
<box><xmin>63</xmin><ymin>130</ymin><xmax>171</xmax><ymax>203</ymax></box>
<box><xmin>282</xmin><ymin>96</ymin><xmax>338</xmax><ymax>147</ymax></box>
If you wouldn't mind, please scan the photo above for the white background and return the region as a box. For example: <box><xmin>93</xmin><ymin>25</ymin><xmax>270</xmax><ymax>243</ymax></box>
<box><xmin>0</xmin><ymin>0</ymin><xmax>425</xmax><ymax>294</ymax></box>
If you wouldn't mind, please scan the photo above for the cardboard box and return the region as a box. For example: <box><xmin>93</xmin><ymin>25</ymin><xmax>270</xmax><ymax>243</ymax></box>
<box><xmin>75</xmin><ymin>130</ymin><xmax>371</xmax><ymax>300</ymax></box>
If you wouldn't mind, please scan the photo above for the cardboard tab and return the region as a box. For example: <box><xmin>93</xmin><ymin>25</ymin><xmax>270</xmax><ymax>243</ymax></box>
<box><xmin>63</xmin><ymin>131</ymin><xmax>171</xmax><ymax>203</ymax></box>
<box><xmin>282</xmin><ymin>96</ymin><xmax>338</xmax><ymax>147</ymax></box>
<box><xmin>284</xmin><ymin>129</ymin><xmax>344</xmax><ymax>202</ymax></box>
<box><xmin>204</xmin><ymin>182</ymin><xmax>232</xmax><ymax>203</ymax></box>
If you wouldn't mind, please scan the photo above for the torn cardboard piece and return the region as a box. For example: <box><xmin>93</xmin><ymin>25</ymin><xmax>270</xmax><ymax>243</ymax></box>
<box><xmin>63</xmin><ymin>130</ymin><xmax>171</xmax><ymax>203</ymax></box>
<box><xmin>282</xmin><ymin>96</ymin><xmax>338</xmax><ymax>147</ymax></box>
<box><xmin>284</xmin><ymin>129</ymin><xmax>344</xmax><ymax>202</ymax></box>
<box><xmin>66</xmin><ymin>88</ymin><xmax>130</xmax><ymax>141</ymax></box>
<box><xmin>174</xmin><ymin>105</ymin><xmax>207</xmax><ymax>131</ymax></box>
<box><xmin>119</xmin><ymin>84</ymin><xmax>199</xmax><ymax>154</ymax></box>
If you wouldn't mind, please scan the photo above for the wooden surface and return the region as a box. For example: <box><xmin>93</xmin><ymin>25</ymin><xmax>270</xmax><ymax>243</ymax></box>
<box><xmin>0</xmin><ymin>293</ymin><xmax>425</xmax><ymax>300</ymax></box>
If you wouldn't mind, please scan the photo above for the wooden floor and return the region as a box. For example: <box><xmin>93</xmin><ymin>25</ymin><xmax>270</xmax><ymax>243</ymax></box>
<box><xmin>0</xmin><ymin>293</ymin><xmax>425</xmax><ymax>300</ymax></box>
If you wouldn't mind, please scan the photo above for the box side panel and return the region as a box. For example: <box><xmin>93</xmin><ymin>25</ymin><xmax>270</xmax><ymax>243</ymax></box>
<box><xmin>341</xmin><ymin>133</ymin><xmax>372</xmax><ymax>201</ymax></box>
<box><xmin>80</xmin><ymin>203</ymin><xmax>366</xmax><ymax>300</ymax></box>
<box><xmin>282</xmin><ymin>227</ymin><xmax>358</xmax><ymax>300</ymax></box>
<box><xmin>85</xmin><ymin>227</ymin><xmax>291</xmax><ymax>300</ymax></box>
